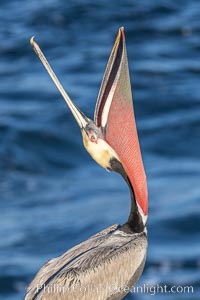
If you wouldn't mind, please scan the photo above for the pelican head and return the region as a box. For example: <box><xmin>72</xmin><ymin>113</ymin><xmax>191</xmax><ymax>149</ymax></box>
<box><xmin>81</xmin><ymin>121</ymin><xmax>121</xmax><ymax>170</ymax></box>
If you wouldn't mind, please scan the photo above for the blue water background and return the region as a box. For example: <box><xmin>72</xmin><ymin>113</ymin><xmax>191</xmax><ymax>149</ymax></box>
<box><xmin>0</xmin><ymin>1</ymin><xmax>200</xmax><ymax>299</ymax></box>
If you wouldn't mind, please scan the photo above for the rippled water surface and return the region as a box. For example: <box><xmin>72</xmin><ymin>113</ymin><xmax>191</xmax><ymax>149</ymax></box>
<box><xmin>0</xmin><ymin>1</ymin><xmax>200</xmax><ymax>299</ymax></box>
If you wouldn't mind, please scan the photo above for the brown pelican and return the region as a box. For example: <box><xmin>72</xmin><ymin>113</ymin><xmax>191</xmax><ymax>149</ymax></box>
<box><xmin>26</xmin><ymin>27</ymin><xmax>148</xmax><ymax>300</ymax></box>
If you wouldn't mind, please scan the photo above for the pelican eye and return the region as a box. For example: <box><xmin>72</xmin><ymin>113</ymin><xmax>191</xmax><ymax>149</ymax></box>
<box><xmin>88</xmin><ymin>132</ymin><xmax>98</xmax><ymax>143</ymax></box>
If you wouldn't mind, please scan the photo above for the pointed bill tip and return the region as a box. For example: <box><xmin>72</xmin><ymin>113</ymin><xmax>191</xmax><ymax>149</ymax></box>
<box><xmin>112</xmin><ymin>27</ymin><xmax>125</xmax><ymax>54</ymax></box>
<box><xmin>119</xmin><ymin>27</ymin><xmax>125</xmax><ymax>39</ymax></box>
<box><xmin>30</xmin><ymin>36</ymin><xmax>35</xmax><ymax>46</ymax></box>
<box><xmin>119</xmin><ymin>26</ymin><xmax>124</xmax><ymax>33</ymax></box>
